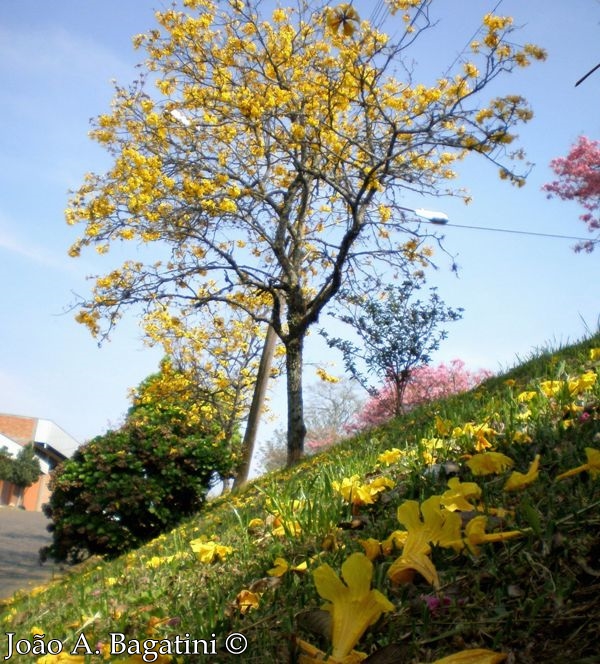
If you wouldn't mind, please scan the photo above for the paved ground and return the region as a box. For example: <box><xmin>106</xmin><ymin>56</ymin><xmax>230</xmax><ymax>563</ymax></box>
<box><xmin>0</xmin><ymin>507</ymin><xmax>64</xmax><ymax>600</ymax></box>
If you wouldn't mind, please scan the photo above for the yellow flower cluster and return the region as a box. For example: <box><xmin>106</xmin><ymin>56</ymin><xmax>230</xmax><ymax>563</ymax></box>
<box><xmin>190</xmin><ymin>538</ymin><xmax>234</xmax><ymax>563</ymax></box>
<box><xmin>332</xmin><ymin>474</ymin><xmax>394</xmax><ymax>506</ymax></box>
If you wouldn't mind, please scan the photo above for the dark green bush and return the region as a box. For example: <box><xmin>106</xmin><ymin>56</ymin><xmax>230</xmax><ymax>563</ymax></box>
<box><xmin>42</xmin><ymin>419</ymin><xmax>231</xmax><ymax>562</ymax></box>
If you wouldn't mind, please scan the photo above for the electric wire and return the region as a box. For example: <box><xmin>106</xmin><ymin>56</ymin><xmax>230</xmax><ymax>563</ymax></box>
<box><xmin>424</xmin><ymin>221</ymin><xmax>595</xmax><ymax>243</ymax></box>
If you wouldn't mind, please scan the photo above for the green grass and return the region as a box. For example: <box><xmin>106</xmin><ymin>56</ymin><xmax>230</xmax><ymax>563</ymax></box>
<box><xmin>2</xmin><ymin>333</ymin><xmax>600</xmax><ymax>663</ymax></box>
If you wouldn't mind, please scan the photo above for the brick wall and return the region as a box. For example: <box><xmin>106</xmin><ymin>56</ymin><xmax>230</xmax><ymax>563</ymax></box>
<box><xmin>0</xmin><ymin>414</ymin><xmax>37</xmax><ymax>445</ymax></box>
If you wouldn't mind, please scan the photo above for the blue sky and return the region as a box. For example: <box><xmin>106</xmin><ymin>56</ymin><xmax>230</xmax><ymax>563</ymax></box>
<box><xmin>0</xmin><ymin>0</ymin><xmax>598</xmax><ymax>450</ymax></box>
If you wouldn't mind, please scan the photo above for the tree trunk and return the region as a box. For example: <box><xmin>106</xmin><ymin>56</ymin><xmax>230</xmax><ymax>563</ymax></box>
<box><xmin>286</xmin><ymin>334</ymin><xmax>306</xmax><ymax>466</ymax></box>
<box><xmin>233</xmin><ymin>323</ymin><xmax>278</xmax><ymax>491</ymax></box>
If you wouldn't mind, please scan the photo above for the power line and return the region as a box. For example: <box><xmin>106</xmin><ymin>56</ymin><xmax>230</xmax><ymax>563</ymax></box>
<box><xmin>429</xmin><ymin>221</ymin><xmax>594</xmax><ymax>243</ymax></box>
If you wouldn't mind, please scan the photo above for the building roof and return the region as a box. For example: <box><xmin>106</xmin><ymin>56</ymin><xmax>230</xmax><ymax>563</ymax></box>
<box><xmin>0</xmin><ymin>413</ymin><xmax>79</xmax><ymax>460</ymax></box>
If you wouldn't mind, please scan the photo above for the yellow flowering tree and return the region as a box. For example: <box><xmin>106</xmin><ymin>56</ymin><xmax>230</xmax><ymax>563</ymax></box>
<box><xmin>66</xmin><ymin>0</ymin><xmax>545</xmax><ymax>465</ymax></box>
<box><xmin>138</xmin><ymin>302</ymin><xmax>281</xmax><ymax>485</ymax></box>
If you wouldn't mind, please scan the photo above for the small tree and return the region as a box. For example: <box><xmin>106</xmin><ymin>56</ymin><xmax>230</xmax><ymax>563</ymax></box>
<box><xmin>543</xmin><ymin>135</ymin><xmax>600</xmax><ymax>252</ymax></box>
<box><xmin>0</xmin><ymin>444</ymin><xmax>42</xmax><ymax>507</ymax></box>
<box><xmin>323</xmin><ymin>279</ymin><xmax>463</xmax><ymax>416</ymax></box>
<box><xmin>11</xmin><ymin>444</ymin><xmax>42</xmax><ymax>489</ymax></box>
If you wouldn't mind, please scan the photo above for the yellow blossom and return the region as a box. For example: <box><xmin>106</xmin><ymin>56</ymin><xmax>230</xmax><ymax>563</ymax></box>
<box><xmin>388</xmin><ymin>496</ymin><xmax>462</xmax><ymax>588</ymax></box>
<box><xmin>332</xmin><ymin>475</ymin><xmax>394</xmax><ymax>506</ymax></box>
<box><xmin>313</xmin><ymin>553</ymin><xmax>394</xmax><ymax>659</ymax></box>
<box><xmin>503</xmin><ymin>454</ymin><xmax>540</xmax><ymax>491</ymax></box>
<box><xmin>568</xmin><ymin>370</ymin><xmax>597</xmax><ymax>394</ymax></box>
<box><xmin>466</xmin><ymin>452</ymin><xmax>514</xmax><ymax>476</ymax></box>
<box><xmin>556</xmin><ymin>447</ymin><xmax>600</xmax><ymax>480</ymax></box>
<box><xmin>441</xmin><ymin>477</ymin><xmax>482</xmax><ymax>511</ymax></box>
<box><xmin>512</xmin><ymin>430</ymin><xmax>533</xmax><ymax>444</ymax></box>
<box><xmin>316</xmin><ymin>367</ymin><xmax>340</xmax><ymax>383</ymax></box>
<box><xmin>461</xmin><ymin>515</ymin><xmax>524</xmax><ymax>556</ymax></box>
<box><xmin>590</xmin><ymin>348</ymin><xmax>600</xmax><ymax>361</ymax></box>
<box><xmin>235</xmin><ymin>589</ymin><xmax>261</xmax><ymax>615</ymax></box>
<box><xmin>247</xmin><ymin>517</ymin><xmax>264</xmax><ymax>531</ymax></box>
<box><xmin>516</xmin><ymin>390</ymin><xmax>537</xmax><ymax>403</ymax></box>
<box><xmin>271</xmin><ymin>518</ymin><xmax>302</xmax><ymax>538</ymax></box>
<box><xmin>377</xmin><ymin>447</ymin><xmax>403</xmax><ymax>465</ymax></box>
<box><xmin>387</xmin><ymin>545</ymin><xmax>441</xmax><ymax>588</ymax></box>
<box><xmin>381</xmin><ymin>529</ymin><xmax>408</xmax><ymax>555</ymax></box>
<box><xmin>190</xmin><ymin>539</ymin><xmax>233</xmax><ymax>563</ymax></box>
<box><xmin>267</xmin><ymin>557</ymin><xmax>307</xmax><ymax>576</ymax></box>
<box><xmin>358</xmin><ymin>538</ymin><xmax>382</xmax><ymax>561</ymax></box>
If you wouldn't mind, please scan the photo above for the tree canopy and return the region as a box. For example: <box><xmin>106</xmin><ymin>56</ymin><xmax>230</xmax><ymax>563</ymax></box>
<box><xmin>323</xmin><ymin>278</ymin><xmax>463</xmax><ymax>415</ymax></box>
<box><xmin>544</xmin><ymin>135</ymin><xmax>600</xmax><ymax>252</ymax></box>
<box><xmin>66</xmin><ymin>0</ymin><xmax>546</xmax><ymax>465</ymax></box>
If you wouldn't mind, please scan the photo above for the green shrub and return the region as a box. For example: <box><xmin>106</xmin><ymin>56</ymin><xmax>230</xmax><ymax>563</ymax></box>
<box><xmin>42</xmin><ymin>419</ymin><xmax>230</xmax><ymax>562</ymax></box>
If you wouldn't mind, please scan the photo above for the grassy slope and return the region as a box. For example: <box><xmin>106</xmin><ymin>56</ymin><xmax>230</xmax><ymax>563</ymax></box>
<box><xmin>2</xmin><ymin>334</ymin><xmax>600</xmax><ymax>663</ymax></box>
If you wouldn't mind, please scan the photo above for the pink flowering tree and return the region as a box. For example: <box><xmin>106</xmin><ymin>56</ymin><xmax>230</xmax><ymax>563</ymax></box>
<box><xmin>543</xmin><ymin>136</ymin><xmax>600</xmax><ymax>252</ymax></box>
<box><xmin>349</xmin><ymin>359</ymin><xmax>492</xmax><ymax>432</ymax></box>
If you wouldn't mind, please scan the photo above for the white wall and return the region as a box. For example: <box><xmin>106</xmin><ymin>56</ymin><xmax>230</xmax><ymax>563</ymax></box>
<box><xmin>34</xmin><ymin>419</ymin><xmax>79</xmax><ymax>457</ymax></box>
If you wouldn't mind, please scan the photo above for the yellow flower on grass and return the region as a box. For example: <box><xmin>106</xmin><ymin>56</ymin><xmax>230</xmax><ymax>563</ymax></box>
<box><xmin>462</xmin><ymin>516</ymin><xmax>524</xmax><ymax>556</ymax></box>
<box><xmin>235</xmin><ymin>589</ymin><xmax>261</xmax><ymax>615</ymax></box>
<box><xmin>377</xmin><ymin>448</ymin><xmax>403</xmax><ymax>465</ymax></box>
<box><xmin>517</xmin><ymin>390</ymin><xmax>537</xmax><ymax>403</ymax></box>
<box><xmin>590</xmin><ymin>348</ymin><xmax>600</xmax><ymax>361</ymax></box>
<box><xmin>388</xmin><ymin>496</ymin><xmax>462</xmax><ymax>588</ymax></box>
<box><xmin>37</xmin><ymin>656</ymin><xmax>85</xmax><ymax>664</ymax></box>
<box><xmin>271</xmin><ymin>518</ymin><xmax>302</xmax><ymax>538</ymax></box>
<box><xmin>396</xmin><ymin>496</ymin><xmax>462</xmax><ymax>548</ymax></box>
<box><xmin>247</xmin><ymin>517</ymin><xmax>264</xmax><ymax>531</ymax></box>
<box><xmin>568</xmin><ymin>370</ymin><xmax>597</xmax><ymax>394</ymax></box>
<box><xmin>190</xmin><ymin>539</ymin><xmax>233</xmax><ymax>563</ymax></box>
<box><xmin>145</xmin><ymin>554</ymin><xmax>177</xmax><ymax>569</ymax></box>
<box><xmin>556</xmin><ymin>447</ymin><xmax>600</xmax><ymax>480</ymax></box>
<box><xmin>503</xmin><ymin>454</ymin><xmax>540</xmax><ymax>491</ymax></box>
<box><xmin>313</xmin><ymin>553</ymin><xmax>395</xmax><ymax>659</ymax></box>
<box><xmin>441</xmin><ymin>477</ymin><xmax>482</xmax><ymax>511</ymax></box>
<box><xmin>433</xmin><ymin>649</ymin><xmax>507</xmax><ymax>663</ymax></box>
<box><xmin>466</xmin><ymin>452</ymin><xmax>514</xmax><ymax>476</ymax></box>
<box><xmin>333</xmin><ymin>475</ymin><xmax>394</xmax><ymax>506</ymax></box>
<box><xmin>512</xmin><ymin>430</ymin><xmax>533</xmax><ymax>444</ymax></box>
<box><xmin>267</xmin><ymin>557</ymin><xmax>308</xmax><ymax>576</ymax></box>
<box><xmin>388</xmin><ymin>546</ymin><xmax>441</xmax><ymax>588</ymax></box>
<box><xmin>358</xmin><ymin>538</ymin><xmax>382</xmax><ymax>561</ymax></box>
<box><xmin>381</xmin><ymin>530</ymin><xmax>408</xmax><ymax>555</ymax></box>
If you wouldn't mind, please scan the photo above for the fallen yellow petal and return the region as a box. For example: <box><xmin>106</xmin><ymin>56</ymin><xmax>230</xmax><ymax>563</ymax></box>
<box><xmin>503</xmin><ymin>454</ymin><xmax>540</xmax><ymax>491</ymax></box>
